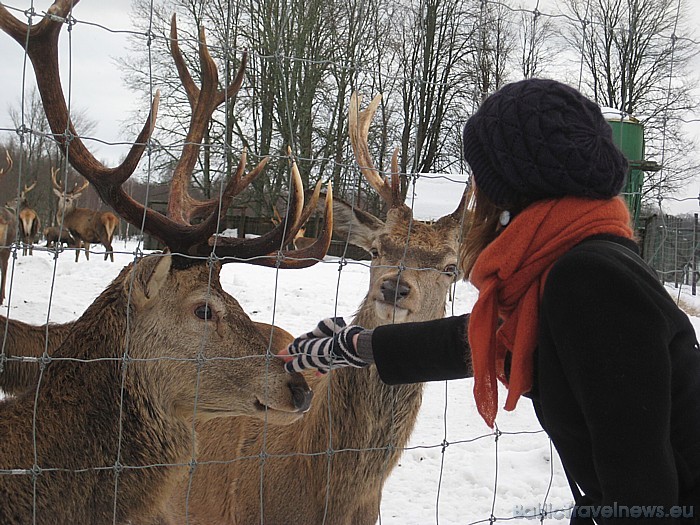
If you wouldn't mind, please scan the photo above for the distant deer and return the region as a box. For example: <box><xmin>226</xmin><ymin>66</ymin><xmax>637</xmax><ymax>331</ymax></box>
<box><xmin>43</xmin><ymin>225</ymin><xmax>79</xmax><ymax>251</ymax></box>
<box><xmin>6</xmin><ymin>180</ymin><xmax>41</xmax><ymax>256</ymax></box>
<box><xmin>159</xmin><ymin>92</ymin><xmax>469</xmax><ymax>525</ymax></box>
<box><xmin>51</xmin><ymin>168</ymin><xmax>120</xmax><ymax>262</ymax></box>
<box><xmin>0</xmin><ymin>3</ymin><xmax>333</xmax><ymax>524</ymax></box>
<box><xmin>0</xmin><ymin>150</ymin><xmax>17</xmax><ymax>305</ymax></box>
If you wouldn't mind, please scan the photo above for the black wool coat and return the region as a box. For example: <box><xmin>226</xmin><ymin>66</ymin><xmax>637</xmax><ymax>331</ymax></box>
<box><xmin>369</xmin><ymin>235</ymin><xmax>700</xmax><ymax>524</ymax></box>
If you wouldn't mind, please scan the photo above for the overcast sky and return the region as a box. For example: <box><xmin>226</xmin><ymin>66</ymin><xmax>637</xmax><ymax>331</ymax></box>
<box><xmin>0</xmin><ymin>0</ymin><xmax>699</xmax><ymax>218</ymax></box>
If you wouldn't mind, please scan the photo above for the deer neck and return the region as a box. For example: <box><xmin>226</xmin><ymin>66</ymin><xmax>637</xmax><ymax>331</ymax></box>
<box><xmin>0</xmin><ymin>275</ymin><xmax>192</xmax><ymax>523</ymax></box>
<box><xmin>300</xmin><ymin>294</ymin><xmax>427</xmax><ymax>452</ymax></box>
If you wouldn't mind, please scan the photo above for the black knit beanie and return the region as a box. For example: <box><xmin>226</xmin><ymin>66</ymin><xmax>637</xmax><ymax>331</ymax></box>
<box><xmin>462</xmin><ymin>78</ymin><xmax>628</xmax><ymax>209</ymax></box>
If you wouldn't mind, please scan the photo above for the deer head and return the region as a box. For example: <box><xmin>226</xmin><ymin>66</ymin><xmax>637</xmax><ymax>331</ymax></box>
<box><xmin>343</xmin><ymin>92</ymin><xmax>469</xmax><ymax>326</ymax></box>
<box><xmin>51</xmin><ymin>167</ymin><xmax>89</xmax><ymax>213</ymax></box>
<box><xmin>0</xmin><ymin>0</ymin><xmax>334</xmax><ymax>421</ymax></box>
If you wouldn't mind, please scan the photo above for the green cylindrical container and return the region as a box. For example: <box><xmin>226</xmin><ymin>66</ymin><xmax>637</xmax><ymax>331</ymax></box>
<box><xmin>603</xmin><ymin>108</ymin><xmax>645</xmax><ymax>227</ymax></box>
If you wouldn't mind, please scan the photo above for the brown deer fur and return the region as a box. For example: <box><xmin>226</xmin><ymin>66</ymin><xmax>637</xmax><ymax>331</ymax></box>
<box><xmin>0</xmin><ymin>207</ymin><xmax>16</xmax><ymax>305</ymax></box>
<box><xmin>0</xmin><ymin>315</ymin><xmax>75</xmax><ymax>396</ymax></box>
<box><xmin>159</xmin><ymin>197</ymin><xmax>467</xmax><ymax>525</ymax></box>
<box><xmin>43</xmin><ymin>226</ymin><xmax>79</xmax><ymax>251</ymax></box>
<box><xmin>7</xmin><ymin>181</ymin><xmax>41</xmax><ymax>256</ymax></box>
<box><xmin>1</xmin><ymin>151</ymin><xmax>17</xmax><ymax>303</ymax></box>
<box><xmin>0</xmin><ymin>255</ymin><xmax>312</xmax><ymax>525</ymax></box>
<box><xmin>18</xmin><ymin>206</ymin><xmax>40</xmax><ymax>255</ymax></box>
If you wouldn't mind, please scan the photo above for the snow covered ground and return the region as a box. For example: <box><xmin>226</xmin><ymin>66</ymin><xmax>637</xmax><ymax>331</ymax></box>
<box><xmin>2</xmin><ymin>239</ymin><xmax>699</xmax><ymax>524</ymax></box>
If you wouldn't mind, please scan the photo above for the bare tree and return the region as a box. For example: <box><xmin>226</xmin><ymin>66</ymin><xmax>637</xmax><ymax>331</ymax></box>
<box><xmin>517</xmin><ymin>5</ymin><xmax>558</xmax><ymax>78</ymax></box>
<box><xmin>561</xmin><ymin>0</ymin><xmax>700</xmax><ymax>205</ymax></box>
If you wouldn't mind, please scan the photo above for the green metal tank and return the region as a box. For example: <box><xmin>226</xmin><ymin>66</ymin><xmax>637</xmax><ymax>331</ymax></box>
<box><xmin>602</xmin><ymin>108</ymin><xmax>645</xmax><ymax>227</ymax></box>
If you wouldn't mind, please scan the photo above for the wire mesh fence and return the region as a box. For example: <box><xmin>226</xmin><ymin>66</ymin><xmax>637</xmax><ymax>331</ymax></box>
<box><xmin>0</xmin><ymin>0</ymin><xmax>698</xmax><ymax>524</ymax></box>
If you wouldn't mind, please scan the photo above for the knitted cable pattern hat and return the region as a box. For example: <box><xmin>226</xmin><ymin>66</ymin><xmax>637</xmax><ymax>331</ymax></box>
<box><xmin>462</xmin><ymin>79</ymin><xmax>628</xmax><ymax>209</ymax></box>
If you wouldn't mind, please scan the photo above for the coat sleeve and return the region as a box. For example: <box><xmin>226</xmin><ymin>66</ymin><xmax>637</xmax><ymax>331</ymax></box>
<box><xmin>367</xmin><ymin>314</ymin><xmax>472</xmax><ymax>384</ymax></box>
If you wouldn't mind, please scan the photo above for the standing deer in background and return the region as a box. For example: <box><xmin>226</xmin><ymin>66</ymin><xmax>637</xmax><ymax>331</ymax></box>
<box><xmin>43</xmin><ymin>225</ymin><xmax>79</xmax><ymax>251</ymax></box>
<box><xmin>0</xmin><ymin>151</ymin><xmax>17</xmax><ymax>305</ymax></box>
<box><xmin>51</xmin><ymin>168</ymin><xmax>119</xmax><ymax>262</ymax></box>
<box><xmin>7</xmin><ymin>180</ymin><xmax>41</xmax><ymax>256</ymax></box>
<box><xmin>0</xmin><ymin>2</ymin><xmax>333</xmax><ymax>523</ymax></box>
<box><xmin>160</xmin><ymin>93</ymin><xmax>469</xmax><ymax>525</ymax></box>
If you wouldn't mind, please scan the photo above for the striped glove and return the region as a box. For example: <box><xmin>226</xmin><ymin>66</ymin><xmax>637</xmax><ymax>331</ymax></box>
<box><xmin>284</xmin><ymin>317</ymin><xmax>368</xmax><ymax>374</ymax></box>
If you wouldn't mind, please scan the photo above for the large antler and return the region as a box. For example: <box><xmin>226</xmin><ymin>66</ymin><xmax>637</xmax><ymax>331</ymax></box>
<box><xmin>0</xmin><ymin>1</ymin><xmax>330</xmax><ymax>266</ymax></box>
<box><xmin>348</xmin><ymin>92</ymin><xmax>404</xmax><ymax>209</ymax></box>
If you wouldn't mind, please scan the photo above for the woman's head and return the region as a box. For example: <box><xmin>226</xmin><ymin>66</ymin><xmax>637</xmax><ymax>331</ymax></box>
<box><xmin>463</xmin><ymin>78</ymin><xmax>628</xmax><ymax>210</ymax></box>
<box><xmin>459</xmin><ymin>78</ymin><xmax>629</xmax><ymax>275</ymax></box>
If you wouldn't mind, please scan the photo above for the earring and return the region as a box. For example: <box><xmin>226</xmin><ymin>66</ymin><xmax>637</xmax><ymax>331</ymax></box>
<box><xmin>499</xmin><ymin>210</ymin><xmax>511</xmax><ymax>227</ymax></box>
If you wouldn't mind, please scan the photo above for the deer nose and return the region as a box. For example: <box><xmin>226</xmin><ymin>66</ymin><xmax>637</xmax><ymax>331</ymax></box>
<box><xmin>381</xmin><ymin>277</ymin><xmax>411</xmax><ymax>303</ymax></box>
<box><xmin>289</xmin><ymin>377</ymin><xmax>313</xmax><ymax>412</ymax></box>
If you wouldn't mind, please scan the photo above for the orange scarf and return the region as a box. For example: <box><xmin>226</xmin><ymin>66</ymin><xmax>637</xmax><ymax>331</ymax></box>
<box><xmin>468</xmin><ymin>196</ymin><xmax>634</xmax><ymax>428</ymax></box>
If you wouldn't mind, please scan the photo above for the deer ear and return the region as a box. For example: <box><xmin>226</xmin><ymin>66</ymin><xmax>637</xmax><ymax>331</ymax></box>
<box><xmin>327</xmin><ymin>196</ymin><xmax>384</xmax><ymax>252</ymax></box>
<box><xmin>126</xmin><ymin>254</ymin><xmax>172</xmax><ymax>309</ymax></box>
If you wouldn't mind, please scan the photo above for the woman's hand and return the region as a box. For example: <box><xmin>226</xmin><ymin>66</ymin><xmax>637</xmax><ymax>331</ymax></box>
<box><xmin>279</xmin><ymin>317</ymin><xmax>368</xmax><ymax>374</ymax></box>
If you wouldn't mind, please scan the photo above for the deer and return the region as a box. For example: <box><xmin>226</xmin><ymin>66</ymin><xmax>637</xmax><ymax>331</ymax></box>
<box><xmin>0</xmin><ymin>2</ymin><xmax>334</xmax><ymax>523</ymax></box>
<box><xmin>50</xmin><ymin>168</ymin><xmax>120</xmax><ymax>262</ymax></box>
<box><xmin>6</xmin><ymin>180</ymin><xmax>42</xmax><ymax>256</ymax></box>
<box><xmin>157</xmin><ymin>92</ymin><xmax>470</xmax><ymax>525</ymax></box>
<box><xmin>43</xmin><ymin>225</ymin><xmax>79</xmax><ymax>251</ymax></box>
<box><xmin>0</xmin><ymin>151</ymin><xmax>17</xmax><ymax>305</ymax></box>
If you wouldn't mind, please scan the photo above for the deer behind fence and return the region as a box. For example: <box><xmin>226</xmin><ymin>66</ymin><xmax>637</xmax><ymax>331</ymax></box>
<box><xmin>160</xmin><ymin>93</ymin><xmax>470</xmax><ymax>525</ymax></box>
<box><xmin>0</xmin><ymin>2</ymin><xmax>333</xmax><ymax>523</ymax></box>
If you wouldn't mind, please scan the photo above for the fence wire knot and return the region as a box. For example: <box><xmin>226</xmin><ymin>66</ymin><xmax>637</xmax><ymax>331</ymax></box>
<box><xmin>31</xmin><ymin>464</ymin><xmax>42</xmax><ymax>479</ymax></box>
<box><xmin>14</xmin><ymin>124</ymin><xmax>30</xmax><ymax>138</ymax></box>
<box><xmin>441</xmin><ymin>439</ymin><xmax>450</xmax><ymax>453</ymax></box>
<box><xmin>23</xmin><ymin>7</ymin><xmax>36</xmax><ymax>20</ymax></box>
<box><xmin>38</xmin><ymin>353</ymin><xmax>52</xmax><ymax>370</ymax></box>
<box><xmin>113</xmin><ymin>461</ymin><xmax>124</xmax><ymax>475</ymax></box>
<box><xmin>188</xmin><ymin>459</ymin><xmax>198</xmax><ymax>474</ymax></box>
<box><xmin>63</xmin><ymin>128</ymin><xmax>76</xmax><ymax>144</ymax></box>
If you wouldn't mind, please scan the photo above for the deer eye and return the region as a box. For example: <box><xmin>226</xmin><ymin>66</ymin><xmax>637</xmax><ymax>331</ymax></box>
<box><xmin>369</xmin><ymin>248</ymin><xmax>380</xmax><ymax>259</ymax></box>
<box><xmin>194</xmin><ymin>304</ymin><xmax>213</xmax><ymax>320</ymax></box>
<box><xmin>443</xmin><ymin>264</ymin><xmax>458</xmax><ymax>277</ymax></box>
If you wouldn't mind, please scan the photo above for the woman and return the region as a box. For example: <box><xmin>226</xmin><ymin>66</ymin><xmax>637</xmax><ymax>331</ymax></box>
<box><xmin>282</xmin><ymin>78</ymin><xmax>700</xmax><ymax>523</ymax></box>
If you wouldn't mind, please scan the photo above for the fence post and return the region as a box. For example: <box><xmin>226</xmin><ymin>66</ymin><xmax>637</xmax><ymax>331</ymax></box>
<box><xmin>674</xmin><ymin>220</ymin><xmax>679</xmax><ymax>288</ymax></box>
<box><xmin>693</xmin><ymin>213</ymin><xmax>697</xmax><ymax>296</ymax></box>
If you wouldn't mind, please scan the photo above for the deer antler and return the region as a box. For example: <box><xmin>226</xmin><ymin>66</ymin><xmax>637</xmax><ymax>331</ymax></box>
<box><xmin>0</xmin><ymin>151</ymin><xmax>12</xmax><ymax>177</ymax></box>
<box><xmin>51</xmin><ymin>167</ymin><xmax>89</xmax><ymax>197</ymax></box>
<box><xmin>348</xmin><ymin>92</ymin><xmax>404</xmax><ymax>209</ymax></box>
<box><xmin>0</xmin><ymin>1</ymin><xmax>330</xmax><ymax>267</ymax></box>
<box><xmin>22</xmin><ymin>180</ymin><xmax>37</xmax><ymax>195</ymax></box>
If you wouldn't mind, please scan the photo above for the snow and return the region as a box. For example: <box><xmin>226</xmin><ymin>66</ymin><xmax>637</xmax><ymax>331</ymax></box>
<box><xmin>2</xmin><ymin>239</ymin><xmax>699</xmax><ymax>524</ymax></box>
